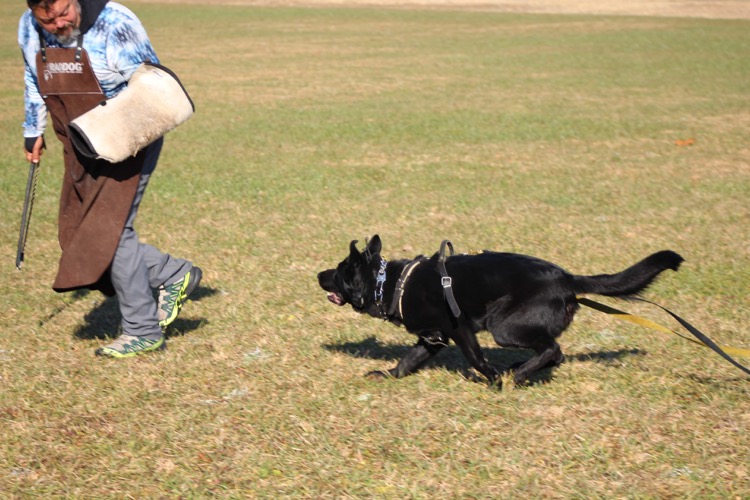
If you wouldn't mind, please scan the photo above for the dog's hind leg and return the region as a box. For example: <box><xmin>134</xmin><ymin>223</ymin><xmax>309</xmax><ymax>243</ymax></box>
<box><xmin>450</xmin><ymin>326</ymin><xmax>501</xmax><ymax>387</ymax></box>
<box><xmin>513</xmin><ymin>342</ymin><xmax>564</xmax><ymax>385</ymax></box>
<box><xmin>488</xmin><ymin>297</ymin><xmax>571</xmax><ymax>385</ymax></box>
<box><xmin>367</xmin><ymin>336</ymin><xmax>445</xmax><ymax>380</ymax></box>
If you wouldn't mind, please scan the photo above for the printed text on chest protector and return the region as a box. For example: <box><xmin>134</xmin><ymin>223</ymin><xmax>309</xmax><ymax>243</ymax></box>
<box><xmin>44</xmin><ymin>62</ymin><xmax>83</xmax><ymax>81</ymax></box>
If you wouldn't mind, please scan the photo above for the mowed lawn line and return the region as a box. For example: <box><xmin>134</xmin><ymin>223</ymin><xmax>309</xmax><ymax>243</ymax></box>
<box><xmin>0</xmin><ymin>3</ymin><xmax>748</xmax><ymax>497</ymax></box>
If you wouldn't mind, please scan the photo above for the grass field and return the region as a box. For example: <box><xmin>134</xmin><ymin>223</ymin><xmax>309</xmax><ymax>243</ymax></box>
<box><xmin>1</xmin><ymin>2</ymin><xmax>749</xmax><ymax>497</ymax></box>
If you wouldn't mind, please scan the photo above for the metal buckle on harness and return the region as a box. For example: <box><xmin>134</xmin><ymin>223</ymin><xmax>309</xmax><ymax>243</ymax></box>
<box><xmin>441</xmin><ymin>276</ymin><xmax>452</xmax><ymax>288</ymax></box>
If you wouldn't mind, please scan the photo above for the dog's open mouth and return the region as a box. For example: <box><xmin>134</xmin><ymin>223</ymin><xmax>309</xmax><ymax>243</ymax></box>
<box><xmin>327</xmin><ymin>292</ymin><xmax>345</xmax><ymax>306</ymax></box>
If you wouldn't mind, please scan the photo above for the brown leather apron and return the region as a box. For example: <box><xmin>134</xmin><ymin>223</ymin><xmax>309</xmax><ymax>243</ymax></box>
<box><xmin>36</xmin><ymin>34</ymin><xmax>147</xmax><ymax>296</ymax></box>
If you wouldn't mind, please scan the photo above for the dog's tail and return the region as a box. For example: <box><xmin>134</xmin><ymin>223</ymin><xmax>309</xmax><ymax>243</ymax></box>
<box><xmin>572</xmin><ymin>250</ymin><xmax>683</xmax><ymax>297</ymax></box>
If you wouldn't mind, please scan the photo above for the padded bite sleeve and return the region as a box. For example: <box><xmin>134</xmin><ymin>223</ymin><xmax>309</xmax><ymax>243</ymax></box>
<box><xmin>69</xmin><ymin>62</ymin><xmax>194</xmax><ymax>163</ymax></box>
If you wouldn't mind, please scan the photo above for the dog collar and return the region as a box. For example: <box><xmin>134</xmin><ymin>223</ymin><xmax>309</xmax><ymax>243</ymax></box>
<box><xmin>374</xmin><ymin>258</ymin><xmax>388</xmax><ymax>319</ymax></box>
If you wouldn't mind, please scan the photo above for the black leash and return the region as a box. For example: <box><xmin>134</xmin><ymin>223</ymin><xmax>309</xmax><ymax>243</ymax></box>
<box><xmin>578</xmin><ymin>297</ymin><xmax>750</xmax><ymax>377</ymax></box>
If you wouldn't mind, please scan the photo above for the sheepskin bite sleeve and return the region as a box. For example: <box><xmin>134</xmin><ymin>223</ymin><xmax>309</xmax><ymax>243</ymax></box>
<box><xmin>69</xmin><ymin>62</ymin><xmax>194</xmax><ymax>163</ymax></box>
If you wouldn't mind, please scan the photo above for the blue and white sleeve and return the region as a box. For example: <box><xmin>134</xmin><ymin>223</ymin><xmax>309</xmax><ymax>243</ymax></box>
<box><xmin>19</xmin><ymin>13</ymin><xmax>47</xmax><ymax>138</ymax></box>
<box><xmin>22</xmin><ymin>61</ymin><xmax>47</xmax><ymax>138</ymax></box>
<box><xmin>105</xmin><ymin>11</ymin><xmax>159</xmax><ymax>84</ymax></box>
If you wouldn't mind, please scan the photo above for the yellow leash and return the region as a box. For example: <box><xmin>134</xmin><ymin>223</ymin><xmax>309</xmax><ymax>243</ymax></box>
<box><xmin>577</xmin><ymin>296</ymin><xmax>750</xmax><ymax>376</ymax></box>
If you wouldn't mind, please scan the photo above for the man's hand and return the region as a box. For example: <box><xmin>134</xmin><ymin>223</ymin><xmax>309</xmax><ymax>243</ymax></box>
<box><xmin>24</xmin><ymin>136</ymin><xmax>45</xmax><ymax>164</ymax></box>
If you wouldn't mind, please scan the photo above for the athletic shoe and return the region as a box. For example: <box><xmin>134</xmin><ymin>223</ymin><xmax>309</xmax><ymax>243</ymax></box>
<box><xmin>158</xmin><ymin>266</ymin><xmax>202</xmax><ymax>329</ymax></box>
<box><xmin>95</xmin><ymin>334</ymin><xmax>166</xmax><ymax>358</ymax></box>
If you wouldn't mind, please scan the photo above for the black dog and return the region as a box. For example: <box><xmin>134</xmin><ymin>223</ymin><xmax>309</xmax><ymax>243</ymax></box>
<box><xmin>318</xmin><ymin>235</ymin><xmax>683</xmax><ymax>388</ymax></box>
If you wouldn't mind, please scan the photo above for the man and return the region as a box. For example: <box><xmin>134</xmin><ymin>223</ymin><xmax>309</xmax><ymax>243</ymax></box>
<box><xmin>19</xmin><ymin>0</ymin><xmax>202</xmax><ymax>358</ymax></box>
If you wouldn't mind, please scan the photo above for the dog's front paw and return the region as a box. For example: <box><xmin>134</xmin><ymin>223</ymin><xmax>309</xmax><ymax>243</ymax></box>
<box><xmin>488</xmin><ymin>375</ymin><xmax>503</xmax><ymax>391</ymax></box>
<box><xmin>459</xmin><ymin>368</ymin><xmax>486</xmax><ymax>384</ymax></box>
<box><xmin>365</xmin><ymin>370</ymin><xmax>391</xmax><ymax>380</ymax></box>
<box><xmin>486</xmin><ymin>369</ymin><xmax>503</xmax><ymax>391</ymax></box>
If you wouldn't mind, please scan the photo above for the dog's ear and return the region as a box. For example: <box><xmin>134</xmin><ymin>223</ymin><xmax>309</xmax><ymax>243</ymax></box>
<box><xmin>365</xmin><ymin>235</ymin><xmax>382</xmax><ymax>260</ymax></box>
<box><xmin>349</xmin><ymin>239</ymin><xmax>360</xmax><ymax>261</ymax></box>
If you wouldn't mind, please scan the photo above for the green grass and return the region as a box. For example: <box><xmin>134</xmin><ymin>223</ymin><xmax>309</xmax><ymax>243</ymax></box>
<box><xmin>1</xmin><ymin>2</ymin><xmax>749</xmax><ymax>497</ymax></box>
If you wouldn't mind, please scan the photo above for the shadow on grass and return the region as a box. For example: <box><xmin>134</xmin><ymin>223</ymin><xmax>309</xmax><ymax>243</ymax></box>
<box><xmin>72</xmin><ymin>285</ymin><xmax>219</xmax><ymax>340</ymax></box>
<box><xmin>323</xmin><ymin>336</ymin><xmax>647</xmax><ymax>387</ymax></box>
<box><xmin>685</xmin><ymin>373</ymin><xmax>750</xmax><ymax>388</ymax></box>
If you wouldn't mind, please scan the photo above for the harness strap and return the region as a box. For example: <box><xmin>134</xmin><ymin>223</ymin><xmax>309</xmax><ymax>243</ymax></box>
<box><xmin>438</xmin><ymin>240</ymin><xmax>461</xmax><ymax>318</ymax></box>
<box><xmin>388</xmin><ymin>259</ymin><xmax>422</xmax><ymax>319</ymax></box>
<box><xmin>578</xmin><ymin>296</ymin><xmax>750</xmax><ymax>376</ymax></box>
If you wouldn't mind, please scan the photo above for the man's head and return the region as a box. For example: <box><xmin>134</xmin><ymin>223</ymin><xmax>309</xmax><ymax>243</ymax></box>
<box><xmin>28</xmin><ymin>0</ymin><xmax>81</xmax><ymax>44</ymax></box>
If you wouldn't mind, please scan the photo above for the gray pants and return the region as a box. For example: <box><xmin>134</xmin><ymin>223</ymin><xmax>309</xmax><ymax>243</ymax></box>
<box><xmin>110</xmin><ymin>139</ymin><xmax>191</xmax><ymax>338</ymax></box>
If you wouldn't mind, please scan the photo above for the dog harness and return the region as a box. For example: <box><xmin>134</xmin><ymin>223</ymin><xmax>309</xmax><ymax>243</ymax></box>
<box><xmin>380</xmin><ymin>240</ymin><xmax>463</xmax><ymax>321</ymax></box>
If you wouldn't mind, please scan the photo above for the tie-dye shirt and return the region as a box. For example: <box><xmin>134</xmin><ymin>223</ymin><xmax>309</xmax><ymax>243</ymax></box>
<box><xmin>18</xmin><ymin>2</ymin><xmax>159</xmax><ymax>138</ymax></box>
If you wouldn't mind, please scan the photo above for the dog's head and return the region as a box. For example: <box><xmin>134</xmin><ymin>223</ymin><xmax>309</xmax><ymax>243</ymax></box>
<box><xmin>317</xmin><ymin>235</ymin><xmax>383</xmax><ymax>312</ymax></box>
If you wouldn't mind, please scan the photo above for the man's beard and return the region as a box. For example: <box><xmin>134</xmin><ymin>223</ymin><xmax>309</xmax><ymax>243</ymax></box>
<box><xmin>53</xmin><ymin>1</ymin><xmax>82</xmax><ymax>45</ymax></box>
<box><xmin>55</xmin><ymin>26</ymin><xmax>81</xmax><ymax>45</ymax></box>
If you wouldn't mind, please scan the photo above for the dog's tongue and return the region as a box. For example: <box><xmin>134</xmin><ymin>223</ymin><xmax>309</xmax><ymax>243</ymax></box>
<box><xmin>327</xmin><ymin>293</ymin><xmax>344</xmax><ymax>306</ymax></box>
